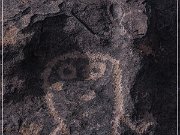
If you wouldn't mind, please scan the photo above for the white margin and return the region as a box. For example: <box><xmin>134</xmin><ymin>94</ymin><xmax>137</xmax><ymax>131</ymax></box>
<box><xmin>177</xmin><ymin>0</ymin><xmax>179</xmax><ymax>134</ymax></box>
<box><xmin>1</xmin><ymin>0</ymin><xmax>3</xmax><ymax>134</ymax></box>
<box><xmin>0</xmin><ymin>0</ymin><xmax>178</xmax><ymax>135</ymax></box>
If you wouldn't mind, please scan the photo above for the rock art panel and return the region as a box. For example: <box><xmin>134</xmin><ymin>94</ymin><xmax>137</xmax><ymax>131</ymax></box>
<box><xmin>3</xmin><ymin>0</ymin><xmax>177</xmax><ymax>135</ymax></box>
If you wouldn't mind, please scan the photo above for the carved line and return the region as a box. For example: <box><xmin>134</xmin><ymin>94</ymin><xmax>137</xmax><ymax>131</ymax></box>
<box><xmin>45</xmin><ymin>92</ymin><xmax>70</xmax><ymax>135</ymax></box>
<box><xmin>112</xmin><ymin>63</ymin><xmax>124</xmax><ymax>135</ymax></box>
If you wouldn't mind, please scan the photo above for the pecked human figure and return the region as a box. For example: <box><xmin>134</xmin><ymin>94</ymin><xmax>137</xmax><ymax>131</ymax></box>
<box><xmin>41</xmin><ymin>51</ymin><xmax>155</xmax><ymax>135</ymax></box>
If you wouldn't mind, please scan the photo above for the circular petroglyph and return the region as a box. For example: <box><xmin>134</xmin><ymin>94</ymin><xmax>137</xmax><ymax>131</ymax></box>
<box><xmin>57</xmin><ymin>64</ymin><xmax>77</xmax><ymax>80</ymax></box>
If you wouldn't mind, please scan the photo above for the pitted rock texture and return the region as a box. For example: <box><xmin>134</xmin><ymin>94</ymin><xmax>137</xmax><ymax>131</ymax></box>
<box><xmin>3</xmin><ymin>0</ymin><xmax>177</xmax><ymax>135</ymax></box>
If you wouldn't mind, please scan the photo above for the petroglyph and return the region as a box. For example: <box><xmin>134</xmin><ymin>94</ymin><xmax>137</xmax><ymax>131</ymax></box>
<box><xmin>20</xmin><ymin>122</ymin><xmax>43</xmax><ymax>135</ymax></box>
<box><xmin>4</xmin><ymin>0</ymin><xmax>176</xmax><ymax>134</ymax></box>
<box><xmin>42</xmin><ymin>51</ymin><xmax>155</xmax><ymax>135</ymax></box>
<box><xmin>51</xmin><ymin>82</ymin><xmax>64</xmax><ymax>92</ymax></box>
<box><xmin>80</xmin><ymin>91</ymin><xmax>96</xmax><ymax>102</ymax></box>
<box><xmin>87</xmin><ymin>62</ymin><xmax>106</xmax><ymax>80</ymax></box>
<box><xmin>45</xmin><ymin>91</ymin><xmax>70</xmax><ymax>135</ymax></box>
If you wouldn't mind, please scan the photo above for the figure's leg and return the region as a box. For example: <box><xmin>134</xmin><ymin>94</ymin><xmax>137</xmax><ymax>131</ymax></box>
<box><xmin>45</xmin><ymin>91</ymin><xmax>70</xmax><ymax>135</ymax></box>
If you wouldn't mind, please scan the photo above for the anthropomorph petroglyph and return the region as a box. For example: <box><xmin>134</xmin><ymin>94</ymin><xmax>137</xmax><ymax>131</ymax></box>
<box><xmin>4</xmin><ymin>0</ymin><xmax>176</xmax><ymax>134</ymax></box>
<box><xmin>42</xmin><ymin>51</ymin><xmax>156</xmax><ymax>135</ymax></box>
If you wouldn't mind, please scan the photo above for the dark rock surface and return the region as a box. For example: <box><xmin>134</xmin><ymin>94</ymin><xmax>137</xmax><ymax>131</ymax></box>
<box><xmin>2</xmin><ymin>0</ymin><xmax>177</xmax><ymax>135</ymax></box>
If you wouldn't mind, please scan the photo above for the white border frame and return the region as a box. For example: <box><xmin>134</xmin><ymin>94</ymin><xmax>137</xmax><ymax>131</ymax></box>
<box><xmin>1</xmin><ymin>0</ymin><xmax>3</xmax><ymax>134</ymax></box>
<box><xmin>177</xmin><ymin>0</ymin><xmax>178</xmax><ymax>134</ymax></box>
